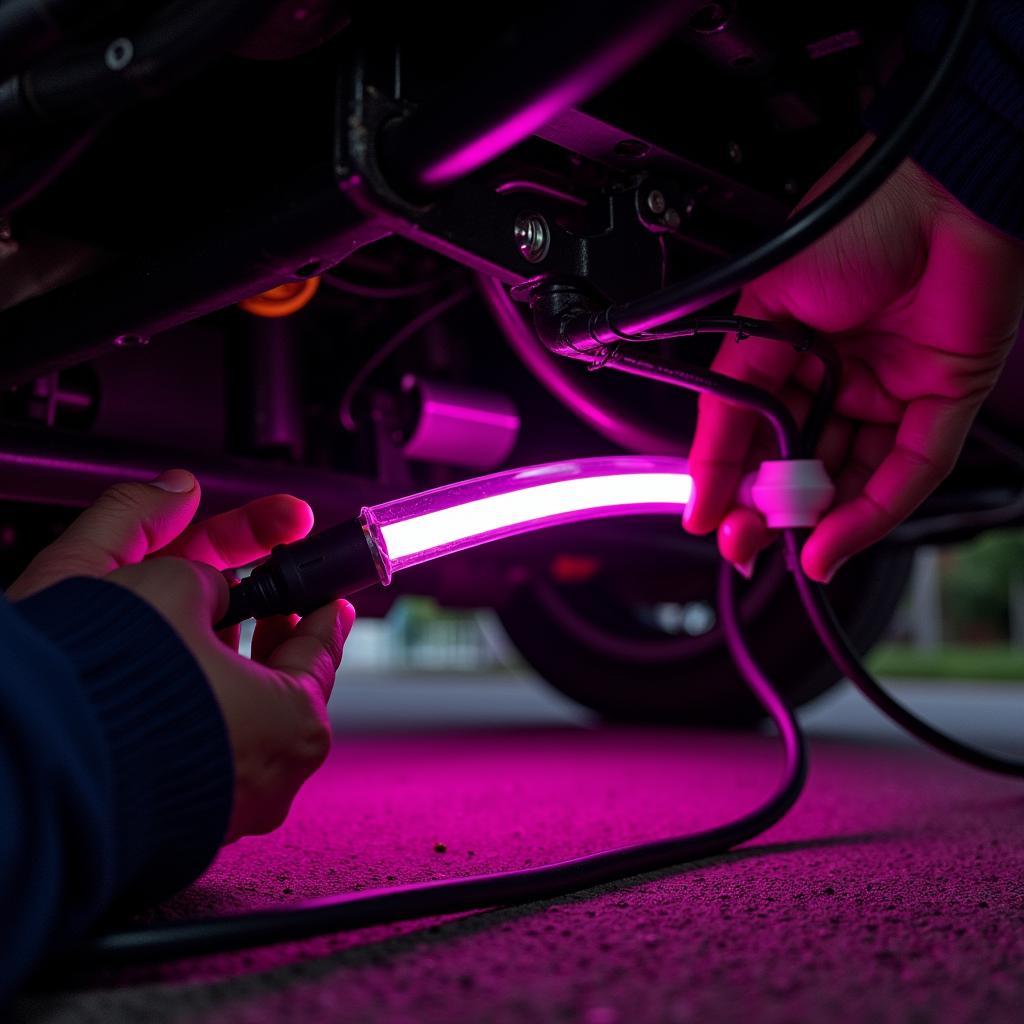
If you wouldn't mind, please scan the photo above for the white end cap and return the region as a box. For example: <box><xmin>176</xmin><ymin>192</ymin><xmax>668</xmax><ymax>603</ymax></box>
<box><xmin>746</xmin><ymin>459</ymin><xmax>835</xmax><ymax>528</ymax></box>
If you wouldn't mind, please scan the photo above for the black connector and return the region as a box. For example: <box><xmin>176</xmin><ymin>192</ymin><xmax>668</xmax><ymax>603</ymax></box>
<box><xmin>217</xmin><ymin>516</ymin><xmax>382</xmax><ymax>630</ymax></box>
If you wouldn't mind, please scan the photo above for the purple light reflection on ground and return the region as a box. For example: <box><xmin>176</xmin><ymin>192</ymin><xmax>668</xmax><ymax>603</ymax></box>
<box><xmin>45</xmin><ymin>719</ymin><xmax>1023</xmax><ymax>1023</ymax></box>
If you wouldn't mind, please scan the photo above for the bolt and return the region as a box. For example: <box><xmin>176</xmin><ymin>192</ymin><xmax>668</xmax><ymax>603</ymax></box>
<box><xmin>514</xmin><ymin>212</ymin><xmax>550</xmax><ymax>264</ymax></box>
<box><xmin>646</xmin><ymin>190</ymin><xmax>666</xmax><ymax>215</ymax></box>
<box><xmin>728</xmin><ymin>140</ymin><xmax>743</xmax><ymax>164</ymax></box>
<box><xmin>663</xmin><ymin>208</ymin><xmax>681</xmax><ymax>230</ymax></box>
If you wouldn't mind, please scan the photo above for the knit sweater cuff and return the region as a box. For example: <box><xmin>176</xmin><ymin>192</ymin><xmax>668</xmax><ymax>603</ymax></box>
<box><xmin>14</xmin><ymin>577</ymin><xmax>233</xmax><ymax>901</ymax></box>
<box><xmin>910</xmin><ymin>88</ymin><xmax>1023</xmax><ymax>239</ymax></box>
<box><xmin>864</xmin><ymin>1</ymin><xmax>1024</xmax><ymax>240</ymax></box>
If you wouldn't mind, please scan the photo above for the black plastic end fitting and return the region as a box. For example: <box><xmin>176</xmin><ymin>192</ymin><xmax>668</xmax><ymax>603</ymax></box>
<box><xmin>216</xmin><ymin>516</ymin><xmax>382</xmax><ymax>629</ymax></box>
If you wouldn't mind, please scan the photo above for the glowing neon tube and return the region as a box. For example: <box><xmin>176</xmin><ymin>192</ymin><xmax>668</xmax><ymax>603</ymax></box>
<box><xmin>218</xmin><ymin>456</ymin><xmax>693</xmax><ymax>627</ymax></box>
<box><xmin>362</xmin><ymin>455</ymin><xmax>692</xmax><ymax>581</ymax></box>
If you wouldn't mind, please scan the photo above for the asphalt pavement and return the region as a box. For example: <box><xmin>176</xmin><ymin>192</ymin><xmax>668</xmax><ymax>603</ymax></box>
<box><xmin>13</xmin><ymin>673</ymin><xmax>1024</xmax><ymax>1024</ymax></box>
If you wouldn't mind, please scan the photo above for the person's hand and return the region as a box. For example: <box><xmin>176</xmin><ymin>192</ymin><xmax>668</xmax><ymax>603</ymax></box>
<box><xmin>7</xmin><ymin>470</ymin><xmax>355</xmax><ymax>840</ymax></box>
<box><xmin>685</xmin><ymin>135</ymin><xmax>1024</xmax><ymax>582</ymax></box>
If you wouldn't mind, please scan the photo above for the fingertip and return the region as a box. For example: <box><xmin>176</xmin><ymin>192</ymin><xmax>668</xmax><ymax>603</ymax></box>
<box><xmin>735</xmin><ymin>556</ymin><xmax>757</xmax><ymax>580</ymax></box>
<box><xmin>338</xmin><ymin>599</ymin><xmax>356</xmax><ymax>639</ymax></box>
<box><xmin>681</xmin><ymin>497</ymin><xmax>717</xmax><ymax>536</ymax></box>
<box><xmin>718</xmin><ymin>507</ymin><xmax>769</xmax><ymax>567</ymax></box>
<box><xmin>799</xmin><ymin>531</ymin><xmax>840</xmax><ymax>584</ymax></box>
<box><xmin>289</xmin><ymin>495</ymin><xmax>316</xmax><ymax>535</ymax></box>
<box><xmin>682</xmin><ymin>477</ymin><xmax>710</xmax><ymax>534</ymax></box>
<box><xmin>684</xmin><ymin>463</ymin><xmax>744</xmax><ymax>536</ymax></box>
<box><xmin>267</xmin><ymin>494</ymin><xmax>315</xmax><ymax>542</ymax></box>
<box><xmin>149</xmin><ymin>468</ymin><xmax>197</xmax><ymax>495</ymax></box>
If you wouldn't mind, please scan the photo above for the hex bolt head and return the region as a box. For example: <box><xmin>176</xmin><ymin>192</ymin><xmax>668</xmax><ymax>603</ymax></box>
<box><xmin>663</xmin><ymin>208</ymin><xmax>681</xmax><ymax>230</ymax></box>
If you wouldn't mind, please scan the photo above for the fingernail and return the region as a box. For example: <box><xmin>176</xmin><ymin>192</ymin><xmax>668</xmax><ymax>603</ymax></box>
<box><xmin>150</xmin><ymin>469</ymin><xmax>195</xmax><ymax>493</ymax></box>
<box><xmin>338</xmin><ymin>600</ymin><xmax>357</xmax><ymax>638</ymax></box>
<box><xmin>822</xmin><ymin>557</ymin><xmax>848</xmax><ymax>585</ymax></box>
<box><xmin>736</xmin><ymin>555</ymin><xmax>757</xmax><ymax>580</ymax></box>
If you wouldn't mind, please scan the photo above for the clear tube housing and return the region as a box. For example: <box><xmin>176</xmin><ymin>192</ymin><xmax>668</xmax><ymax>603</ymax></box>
<box><xmin>361</xmin><ymin>455</ymin><xmax>692</xmax><ymax>583</ymax></box>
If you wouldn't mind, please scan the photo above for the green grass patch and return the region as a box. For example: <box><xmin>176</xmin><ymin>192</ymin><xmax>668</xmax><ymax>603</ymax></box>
<box><xmin>867</xmin><ymin>643</ymin><xmax>1024</xmax><ymax>682</ymax></box>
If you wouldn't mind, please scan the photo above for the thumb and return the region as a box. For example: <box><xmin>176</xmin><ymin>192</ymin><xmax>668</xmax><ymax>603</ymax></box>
<box><xmin>8</xmin><ymin>469</ymin><xmax>201</xmax><ymax>599</ymax></box>
<box><xmin>266</xmin><ymin>600</ymin><xmax>355</xmax><ymax>701</ymax></box>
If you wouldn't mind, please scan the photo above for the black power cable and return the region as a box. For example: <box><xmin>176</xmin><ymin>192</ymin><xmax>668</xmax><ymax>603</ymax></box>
<box><xmin>782</xmin><ymin>529</ymin><xmax>1024</xmax><ymax>778</ymax></box>
<box><xmin>75</xmin><ymin>572</ymin><xmax>806</xmax><ymax>965</ymax></box>
<box><xmin>588</xmin><ymin>340</ymin><xmax>1024</xmax><ymax>783</ymax></box>
<box><xmin>594</xmin><ymin>314</ymin><xmax>841</xmax><ymax>456</ymax></box>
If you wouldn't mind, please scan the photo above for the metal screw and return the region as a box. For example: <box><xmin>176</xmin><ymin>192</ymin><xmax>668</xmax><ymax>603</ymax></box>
<box><xmin>646</xmin><ymin>190</ymin><xmax>666</xmax><ymax>215</ymax></box>
<box><xmin>663</xmin><ymin>208</ymin><xmax>681</xmax><ymax>230</ymax></box>
<box><xmin>514</xmin><ymin>212</ymin><xmax>550</xmax><ymax>264</ymax></box>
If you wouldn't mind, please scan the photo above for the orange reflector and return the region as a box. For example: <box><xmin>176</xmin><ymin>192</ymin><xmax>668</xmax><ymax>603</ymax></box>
<box><xmin>550</xmin><ymin>554</ymin><xmax>601</xmax><ymax>584</ymax></box>
<box><xmin>239</xmin><ymin>276</ymin><xmax>320</xmax><ymax>318</ymax></box>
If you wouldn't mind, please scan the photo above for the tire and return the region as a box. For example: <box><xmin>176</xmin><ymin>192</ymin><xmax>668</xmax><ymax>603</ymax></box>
<box><xmin>497</xmin><ymin>543</ymin><xmax>914</xmax><ymax>726</ymax></box>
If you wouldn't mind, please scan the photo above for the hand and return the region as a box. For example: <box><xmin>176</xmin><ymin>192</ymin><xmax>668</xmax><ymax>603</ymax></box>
<box><xmin>685</xmin><ymin>135</ymin><xmax>1024</xmax><ymax>582</ymax></box>
<box><xmin>7</xmin><ymin>470</ymin><xmax>355</xmax><ymax>840</ymax></box>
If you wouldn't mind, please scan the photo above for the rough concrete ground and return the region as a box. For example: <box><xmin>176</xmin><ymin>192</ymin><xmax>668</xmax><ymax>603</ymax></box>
<box><xmin>13</xmin><ymin>677</ymin><xmax>1024</xmax><ymax>1024</ymax></box>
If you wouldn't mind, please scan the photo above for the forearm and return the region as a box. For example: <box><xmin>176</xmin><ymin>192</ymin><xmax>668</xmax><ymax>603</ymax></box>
<box><xmin>1</xmin><ymin>579</ymin><xmax>232</xmax><ymax>1001</ymax></box>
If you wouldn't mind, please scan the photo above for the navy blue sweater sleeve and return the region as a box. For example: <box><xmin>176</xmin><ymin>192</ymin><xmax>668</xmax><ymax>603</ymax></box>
<box><xmin>865</xmin><ymin>0</ymin><xmax>1024</xmax><ymax>239</ymax></box>
<box><xmin>1</xmin><ymin>577</ymin><xmax>233</xmax><ymax>1001</ymax></box>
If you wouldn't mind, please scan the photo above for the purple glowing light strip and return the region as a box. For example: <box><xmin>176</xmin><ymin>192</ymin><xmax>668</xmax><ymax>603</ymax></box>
<box><xmin>362</xmin><ymin>456</ymin><xmax>692</xmax><ymax>579</ymax></box>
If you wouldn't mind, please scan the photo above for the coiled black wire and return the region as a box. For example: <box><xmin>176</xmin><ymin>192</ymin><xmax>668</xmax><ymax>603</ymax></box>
<box><xmin>782</xmin><ymin>529</ymin><xmax>1024</xmax><ymax>778</ymax></box>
